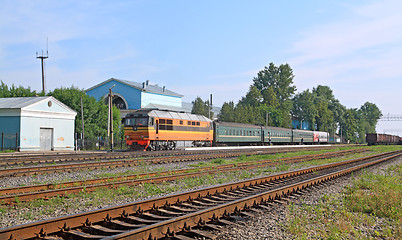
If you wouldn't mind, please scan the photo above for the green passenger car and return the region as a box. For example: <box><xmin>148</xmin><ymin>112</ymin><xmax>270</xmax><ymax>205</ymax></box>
<box><xmin>262</xmin><ymin>126</ymin><xmax>292</xmax><ymax>144</ymax></box>
<box><xmin>292</xmin><ymin>129</ymin><xmax>314</xmax><ymax>144</ymax></box>
<box><xmin>213</xmin><ymin>121</ymin><xmax>262</xmax><ymax>145</ymax></box>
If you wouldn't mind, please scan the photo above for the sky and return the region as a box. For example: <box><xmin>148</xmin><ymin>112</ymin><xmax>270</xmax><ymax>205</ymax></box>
<box><xmin>0</xmin><ymin>0</ymin><xmax>401</xmax><ymax>135</ymax></box>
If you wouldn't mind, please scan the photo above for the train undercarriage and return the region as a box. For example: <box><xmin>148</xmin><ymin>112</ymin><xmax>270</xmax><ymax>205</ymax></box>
<box><xmin>129</xmin><ymin>140</ymin><xmax>212</xmax><ymax>151</ymax></box>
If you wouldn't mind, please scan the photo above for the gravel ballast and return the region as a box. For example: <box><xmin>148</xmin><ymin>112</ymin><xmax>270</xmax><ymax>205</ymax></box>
<box><xmin>0</xmin><ymin>151</ymin><xmax>400</xmax><ymax>238</ymax></box>
<box><xmin>215</xmin><ymin>155</ymin><xmax>402</xmax><ymax>240</ymax></box>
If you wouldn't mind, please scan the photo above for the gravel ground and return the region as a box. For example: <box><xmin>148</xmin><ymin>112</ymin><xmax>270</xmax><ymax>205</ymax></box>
<box><xmin>0</xmin><ymin>159</ymin><xmax>209</xmax><ymax>188</ymax></box>
<box><xmin>215</xmin><ymin>155</ymin><xmax>402</xmax><ymax>240</ymax></box>
<box><xmin>0</xmin><ymin>151</ymin><xmax>399</xmax><ymax>234</ymax></box>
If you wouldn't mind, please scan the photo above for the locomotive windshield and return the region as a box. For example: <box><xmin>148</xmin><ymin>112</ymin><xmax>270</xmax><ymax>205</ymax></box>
<box><xmin>125</xmin><ymin>117</ymin><xmax>149</xmax><ymax>126</ymax></box>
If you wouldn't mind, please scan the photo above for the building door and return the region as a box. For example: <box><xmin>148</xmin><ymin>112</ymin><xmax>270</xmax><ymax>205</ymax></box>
<box><xmin>40</xmin><ymin>128</ymin><xmax>53</xmax><ymax>151</ymax></box>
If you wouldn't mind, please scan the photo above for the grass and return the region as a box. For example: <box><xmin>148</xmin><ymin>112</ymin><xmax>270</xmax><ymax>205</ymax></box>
<box><xmin>1</xmin><ymin>145</ymin><xmax>400</xmax><ymax>227</ymax></box>
<box><xmin>285</xmin><ymin>162</ymin><xmax>402</xmax><ymax>239</ymax></box>
<box><xmin>345</xmin><ymin>164</ymin><xmax>401</xmax><ymax>223</ymax></box>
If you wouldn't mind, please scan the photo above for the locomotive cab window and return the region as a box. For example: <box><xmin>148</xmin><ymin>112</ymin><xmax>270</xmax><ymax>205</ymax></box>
<box><xmin>124</xmin><ymin>117</ymin><xmax>148</xmax><ymax>126</ymax></box>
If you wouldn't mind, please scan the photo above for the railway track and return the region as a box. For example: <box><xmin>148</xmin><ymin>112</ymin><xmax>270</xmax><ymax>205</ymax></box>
<box><xmin>0</xmin><ymin>148</ymin><xmax>366</xmax><ymax>204</ymax></box>
<box><xmin>0</xmin><ymin>145</ymin><xmax>351</xmax><ymax>167</ymax></box>
<box><xmin>0</xmin><ymin>146</ymin><xmax>346</xmax><ymax>177</ymax></box>
<box><xmin>1</xmin><ymin>150</ymin><xmax>399</xmax><ymax>240</ymax></box>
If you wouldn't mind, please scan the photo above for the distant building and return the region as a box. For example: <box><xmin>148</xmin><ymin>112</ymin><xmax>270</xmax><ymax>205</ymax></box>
<box><xmin>86</xmin><ymin>78</ymin><xmax>183</xmax><ymax>118</ymax></box>
<box><xmin>0</xmin><ymin>96</ymin><xmax>77</xmax><ymax>151</ymax></box>
<box><xmin>292</xmin><ymin>119</ymin><xmax>311</xmax><ymax>130</ymax></box>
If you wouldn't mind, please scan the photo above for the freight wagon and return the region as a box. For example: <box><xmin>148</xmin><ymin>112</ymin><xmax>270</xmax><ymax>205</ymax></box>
<box><xmin>366</xmin><ymin>133</ymin><xmax>400</xmax><ymax>146</ymax></box>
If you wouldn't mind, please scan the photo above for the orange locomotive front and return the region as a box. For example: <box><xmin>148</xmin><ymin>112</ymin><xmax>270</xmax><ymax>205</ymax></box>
<box><xmin>124</xmin><ymin>109</ymin><xmax>213</xmax><ymax>151</ymax></box>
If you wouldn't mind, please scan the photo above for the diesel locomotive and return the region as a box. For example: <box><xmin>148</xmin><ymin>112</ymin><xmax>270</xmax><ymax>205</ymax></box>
<box><xmin>124</xmin><ymin>109</ymin><xmax>330</xmax><ymax>151</ymax></box>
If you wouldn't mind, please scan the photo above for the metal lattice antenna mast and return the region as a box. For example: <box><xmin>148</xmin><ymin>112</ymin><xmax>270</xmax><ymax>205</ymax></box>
<box><xmin>36</xmin><ymin>38</ymin><xmax>49</xmax><ymax>94</ymax></box>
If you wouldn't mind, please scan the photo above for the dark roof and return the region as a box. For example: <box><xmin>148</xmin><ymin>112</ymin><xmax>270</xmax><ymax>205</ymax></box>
<box><xmin>86</xmin><ymin>78</ymin><xmax>183</xmax><ymax>97</ymax></box>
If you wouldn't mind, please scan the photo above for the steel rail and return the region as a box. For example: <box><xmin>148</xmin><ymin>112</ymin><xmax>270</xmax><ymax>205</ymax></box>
<box><xmin>0</xmin><ymin>145</ymin><xmax>350</xmax><ymax>167</ymax></box>
<box><xmin>0</xmin><ymin>150</ymin><xmax>399</xmax><ymax>240</ymax></box>
<box><xmin>0</xmin><ymin>149</ymin><xmax>366</xmax><ymax>204</ymax></box>
<box><xmin>0</xmin><ymin>151</ymin><xmax>261</xmax><ymax>177</ymax></box>
<box><xmin>112</xmin><ymin>151</ymin><xmax>400</xmax><ymax>240</ymax></box>
<box><xmin>0</xmin><ymin>147</ymin><xmax>345</xmax><ymax>177</ymax></box>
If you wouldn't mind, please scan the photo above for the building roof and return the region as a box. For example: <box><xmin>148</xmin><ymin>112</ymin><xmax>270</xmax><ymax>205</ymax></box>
<box><xmin>143</xmin><ymin>103</ymin><xmax>186</xmax><ymax>112</ymax></box>
<box><xmin>0</xmin><ymin>96</ymin><xmax>76</xmax><ymax>114</ymax></box>
<box><xmin>0</xmin><ymin>96</ymin><xmax>49</xmax><ymax>109</ymax></box>
<box><xmin>86</xmin><ymin>78</ymin><xmax>183</xmax><ymax>97</ymax></box>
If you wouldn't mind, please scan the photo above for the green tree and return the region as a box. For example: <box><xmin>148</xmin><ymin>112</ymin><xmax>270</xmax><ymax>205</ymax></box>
<box><xmin>353</xmin><ymin>102</ymin><xmax>382</xmax><ymax>143</ymax></box>
<box><xmin>0</xmin><ymin>81</ymin><xmax>40</xmax><ymax>97</ymax></box>
<box><xmin>48</xmin><ymin>87</ymin><xmax>121</xmax><ymax>139</ymax></box>
<box><xmin>312</xmin><ymin>85</ymin><xmax>343</xmax><ymax>134</ymax></box>
<box><xmin>292</xmin><ymin>89</ymin><xmax>317</xmax><ymax>130</ymax></box>
<box><xmin>234</xmin><ymin>104</ymin><xmax>263</xmax><ymax>124</ymax></box>
<box><xmin>239</xmin><ymin>86</ymin><xmax>263</xmax><ymax>107</ymax></box>
<box><xmin>218</xmin><ymin>101</ymin><xmax>235</xmax><ymax>122</ymax></box>
<box><xmin>342</xmin><ymin>108</ymin><xmax>358</xmax><ymax>143</ymax></box>
<box><xmin>191</xmin><ymin>97</ymin><xmax>213</xmax><ymax>119</ymax></box>
<box><xmin>252</xmin><ymin>62</ymin><xmax>296</xmax><ymax>127</ymax></box>
<box><xmin>359</xmin><ymin>102</ymin><xmax>382</xmax><ymax>132</ymax></box>
<box><xmin>315</xmin><ymin>100</ymin><xmax>334</xmax><ymax>132</ymax></box>
<box><xmin>261</xmin><ymin>86</ymin><xmax>279</xmax><ymax>108</ymax></box>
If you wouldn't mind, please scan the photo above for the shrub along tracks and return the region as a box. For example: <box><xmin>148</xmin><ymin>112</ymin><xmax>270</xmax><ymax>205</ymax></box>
<box><xmin>0</xmin><ymin>146</ymin><xmax>345</xmax><ymax>177</ymax></box>
<box><xmin>1</xmin><ymin>150</ymin><xmax>400</xmax><ymax>240</ymax></box>
<box><xmin>0</xmin><ymin>148</ymin><xmax>366</xmax><ymax>204</ymax></box>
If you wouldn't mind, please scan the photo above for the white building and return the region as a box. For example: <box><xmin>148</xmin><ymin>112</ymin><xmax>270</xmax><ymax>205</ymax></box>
<box><xmin>0</xmin><ymin>96</ymin><xmax>77</xmax><ymax>151</ymax></box>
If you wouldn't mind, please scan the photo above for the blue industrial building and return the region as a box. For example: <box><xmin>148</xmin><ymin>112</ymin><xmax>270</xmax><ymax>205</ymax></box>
<box><xmin>291</xmin><ymin>119</ymin><xmax>311</xmax><ymax>130</ymax></box>
<box><xmin>86</xmin><ymin>78</ymin><xmax>183</xmax><ymax>117</ymax></box>
<box><xmin>0</xmin><ymin>96</ymin><xmax>77</xmax><ymax>151</ymax></box>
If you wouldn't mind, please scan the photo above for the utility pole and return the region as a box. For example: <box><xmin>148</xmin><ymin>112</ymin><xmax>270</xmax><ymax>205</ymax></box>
<box><xmin>81</xmin><ymin>96</ymin><xmax>85</xmax><ymax>149</ymax></box>
<box><xmin>208</xmin><ymin>94</ymin><xmax>212</xmax><ymax>119</ymax></box>
<box><xmin>36</xmin><ymin>39</ymin><xmax>49</xmax><ymax>94</ymax></box>
<box><xmin>109</xmin><ymin>85</ymin><xmax>115</xmax><ymax>152</ymax></box>
<box><xmin>266</xmin><ymin>112</ymin><xmax>270</xmax><ymax>126</ymax></box>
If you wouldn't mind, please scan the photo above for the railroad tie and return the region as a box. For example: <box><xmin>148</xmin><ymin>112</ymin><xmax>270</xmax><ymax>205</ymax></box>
<box><xmin>168</xmin><ymin>205</ymin><xmax>196</xmax><ymax>212</ymax></box>
<box><xmin>203</xmin><ymin>223</ymin><xmax>223</xmax><ymax>231</ymax></box>
<box><xmin>124</xmin><ymin>215</ymin><xmax>158</xmax><ymax>224</ymax></box>
<box><xmin>240</xmin><ymin>211</ymin><xmax>255</xmax><ymax>218</ymax></box>
<box><xmin>173</xmin><ymin>234</ymin><xmax>197</xmax><ymax>240</ymax></box>
<box><xmin>188</xmin><ymin>229</ymin><xmax>217</xmax><ymax>239</ymax></box>
<box><xmin>217</xmin><ymin>218</ymin><xmax>238</xmax><ymax>226</ymax></box>
<box><xmin>179</xmin><ymin>202</ymin><xmax>204</xmax><ymax>209</ymax></box>
<box><xmin>88</xmin><ymin>224</ymin><xmax>125</xmax><ymax>235</ymax></box>
<box><xmin>155</xmin><ymin>208</ymin><xmax>184</xmax><ymax>216</ymax></box>
<box><xmin>140</xmin><ymin>212</ymin><xmax>171</xmax><ymax>220</ymax></box>
<box><xmin>64</xmin><ymin>230</ymin><xmax>107</xmax><ymax>239</ymax></box>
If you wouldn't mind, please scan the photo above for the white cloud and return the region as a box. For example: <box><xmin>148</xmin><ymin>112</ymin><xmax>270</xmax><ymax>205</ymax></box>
<box><xmin>290</xmin><ymin>1</ymin><xmax>402</xmax><ymax>65</ymax></box>
<box><xmin>289</xmin><ymin>0</ymin><xmax>402</xmax><ymax>116</ymax></box>
<box><xmin>175</xmin><ymin>80</ymin><xmax>251</xmax><ymax>106</ymax></box>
